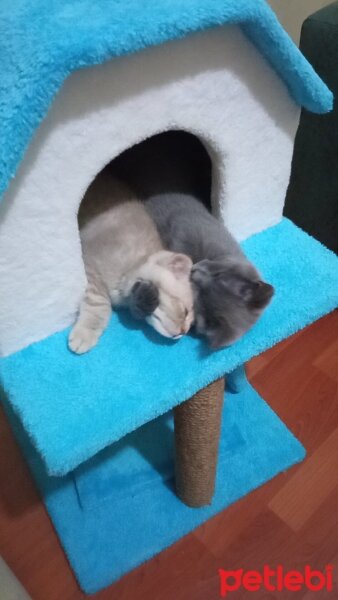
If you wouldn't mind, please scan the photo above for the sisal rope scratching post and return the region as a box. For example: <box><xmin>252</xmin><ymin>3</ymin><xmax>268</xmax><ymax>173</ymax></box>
<box><xmin>174</xmin><ymin>377</ymin><xmax>225</xmax><ymax>508</ymax></box>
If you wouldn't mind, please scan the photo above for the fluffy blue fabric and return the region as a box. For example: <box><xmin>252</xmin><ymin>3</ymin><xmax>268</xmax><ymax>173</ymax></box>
<box><xmin>226</xmin><ymin>365</ymin><xmax>247</xmax><ymax>394</ymax></box>
<box><xmin>0</xmin><ymin>219</ymin><xmax>337</xmax><ymax>477</ymax></box>
<box><xmin>2</xmin><ymin>372</ymin><xmax>305</xmax><ymax>593</ymax></box>
<box><xmin>0</xmin><ymin>0</ymin><xmax>333</xmax><ymax>197</ymax></box>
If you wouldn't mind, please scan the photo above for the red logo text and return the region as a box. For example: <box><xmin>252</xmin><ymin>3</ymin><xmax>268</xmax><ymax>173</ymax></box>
<box><xmin>219</xmin><ymin>565</ymin><xmax>333</xmax><ymax>596</ymax></box>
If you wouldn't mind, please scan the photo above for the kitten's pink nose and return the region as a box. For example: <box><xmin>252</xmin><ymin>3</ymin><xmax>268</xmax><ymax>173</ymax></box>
<box><xmin>172</xmin><ymin>325</ymin><xmax>189</xmax><ymax>340</ymax></box>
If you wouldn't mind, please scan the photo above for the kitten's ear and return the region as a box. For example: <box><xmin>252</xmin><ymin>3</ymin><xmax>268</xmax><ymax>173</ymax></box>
<box><xmin>248</xmin><ymin>280</ymin><xmax>274</xmax><ymax>309</ymax></box>
<box><xmin>156</xmin><ymin>252</ymin><xmax>193</xmax><ymax>281</ymax></box>
<box><xmin>129</xmin><ymin>280</ymin><xmax>159</xmax><ymax>319</ymax></box>
<box><xmin>231</xmin><ymin>279</ymin><xmax>274</xmax><ymax>309</ymax></box>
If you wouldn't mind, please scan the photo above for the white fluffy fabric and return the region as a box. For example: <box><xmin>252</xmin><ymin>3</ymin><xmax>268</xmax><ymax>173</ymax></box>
<box><xmin>0</xmin><ymin>26</ymin><xmax>300</xmax><ymax>356</ymax></box>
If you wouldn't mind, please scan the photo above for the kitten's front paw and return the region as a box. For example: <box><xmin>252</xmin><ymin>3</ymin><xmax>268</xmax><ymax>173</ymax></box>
<box><xmin>68</xmin><ymin>327</ymin><xmax>99</xmax><ymax>354</ymax></box>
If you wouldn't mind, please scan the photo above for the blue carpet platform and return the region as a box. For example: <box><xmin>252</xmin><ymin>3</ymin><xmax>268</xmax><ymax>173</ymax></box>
<box><xmin>2</xmin><ymin>372</ymin><xmax>305</xmax><ymax>594</ymax></box>
<box><xmin>0</xmin><ymin>218</ymin><xmax>338</xmax><ymax>593</ymax></box>
<box><xmin>0</xmin><ymin>219</ymin><xmax>337</xmax><ymax>476</ymax></box>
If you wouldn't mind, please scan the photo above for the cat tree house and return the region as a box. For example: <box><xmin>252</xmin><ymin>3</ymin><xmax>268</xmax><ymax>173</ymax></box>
<box><xmin>1</xmin><ymin>0</ymin><xmax>338</xmax><ymax>594</ymax></box>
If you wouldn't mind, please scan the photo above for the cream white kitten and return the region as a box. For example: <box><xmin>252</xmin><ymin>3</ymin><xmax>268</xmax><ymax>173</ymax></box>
<box><xmin>69</xmin><ymin>172</ymin><xmax>194</xmax><ymax>354</ymax></box>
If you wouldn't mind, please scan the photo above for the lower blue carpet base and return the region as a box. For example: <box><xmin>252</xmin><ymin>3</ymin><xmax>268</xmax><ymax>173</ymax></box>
<box><xmin>3</xmin><ymin>374</ymin><xmax>305</xmax><ymax>594</ymax></box>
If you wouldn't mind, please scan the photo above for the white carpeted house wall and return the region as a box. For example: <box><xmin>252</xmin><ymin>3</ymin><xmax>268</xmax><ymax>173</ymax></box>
<box><xmin>0</xmin><ymin>26</ymin><xmax>300</xmax><ymax>357</ymax></box>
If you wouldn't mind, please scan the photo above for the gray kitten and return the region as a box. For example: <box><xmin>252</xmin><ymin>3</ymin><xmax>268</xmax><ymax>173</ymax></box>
<box><xmin>69</xmin><ymin>172</ymin><xmax>194</xmax><ymax>354</ymax></box>
<box><xmin>145</xmin><ymin>194</ymin><xmax>274</xmax><ymax>349</ymax></box>
<box><xmin>110</xmin><ymin>131</ymin><xmax>273</xmax><ymax>348</ymax></box>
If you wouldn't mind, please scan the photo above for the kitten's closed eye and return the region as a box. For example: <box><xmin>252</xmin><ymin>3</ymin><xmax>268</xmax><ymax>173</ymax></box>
<box><xmin>129</xmin><ymin>280</ymin><xmax>159</xmax><ymax>319</ymax></box>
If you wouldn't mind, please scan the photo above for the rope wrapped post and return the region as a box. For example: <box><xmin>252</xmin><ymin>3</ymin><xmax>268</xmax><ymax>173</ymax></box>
<box><xmin>174</xmin><ymin>377</ymin><xmax>225</xmax><ymax>508</ymax></box>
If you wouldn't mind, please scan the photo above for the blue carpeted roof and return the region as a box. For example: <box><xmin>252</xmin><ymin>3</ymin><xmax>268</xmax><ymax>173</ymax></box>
<box><xmin>0</xmin><ymin>0</ymin><xmax>333</xmax><ymax>199</ymax></box>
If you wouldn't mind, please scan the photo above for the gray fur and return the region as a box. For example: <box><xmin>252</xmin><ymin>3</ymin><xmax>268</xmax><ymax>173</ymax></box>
<box><xmin>145</xmin><ymin>194</ymin><xmax>274</xmax><ymax>348</ymax></box>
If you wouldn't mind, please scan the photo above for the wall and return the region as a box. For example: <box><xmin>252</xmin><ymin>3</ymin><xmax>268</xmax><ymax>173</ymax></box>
<box><xmin>267</xmin><ymin>0</ymin><xmax>332</xmax><ymax>43</ymax></box>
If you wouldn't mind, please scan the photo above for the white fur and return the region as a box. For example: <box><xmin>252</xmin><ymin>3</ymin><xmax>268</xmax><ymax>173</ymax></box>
<box><xmin>0</xmin><ymin>26</ymin><xmax>299</xmax><ymax>356</ymax></box>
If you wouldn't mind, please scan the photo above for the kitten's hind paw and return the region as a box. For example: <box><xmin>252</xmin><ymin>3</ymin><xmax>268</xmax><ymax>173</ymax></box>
<box><xmin>68</xmin><ymin>327</ymin><xmax>99</xmax><ymax>354</ymax></box>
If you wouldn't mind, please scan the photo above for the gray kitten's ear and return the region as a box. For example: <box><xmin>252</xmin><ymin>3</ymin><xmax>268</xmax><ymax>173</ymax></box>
<box><xmin>247</xmin><ymin>280</ymin><xmax>274</xmax><ymax>309</ymax></box>
<box><xmin>156</xmin><ymin>252</ymin><xmax>193</xmax><ymax>281</ymax></box>
<box><xmin>227</xmin><ymin>277</ymin><xmax>274</xmax><ymax>308</ymax></box>
<box><xmin>190</xmin><ymin>260</ymin><xmax>212</xmax><ymax>286</ymax></box>
<box><xmin>129</xmin><ymin>280</ymin><xmax>159</xmax><ymax>319</ymax></box>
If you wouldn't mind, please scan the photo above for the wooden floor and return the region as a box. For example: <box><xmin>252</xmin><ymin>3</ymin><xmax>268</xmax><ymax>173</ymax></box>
<box><xmin>0</xmin><ymin>311</ymin><xmax>337</xmax><ymax>599</ymax></box>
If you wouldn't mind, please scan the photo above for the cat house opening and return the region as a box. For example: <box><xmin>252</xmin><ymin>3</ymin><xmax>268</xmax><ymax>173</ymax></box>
<box><xmin>82</xmin><ymin>130</ymin><xmax>213</xmax><ymax>212</ymax></box>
